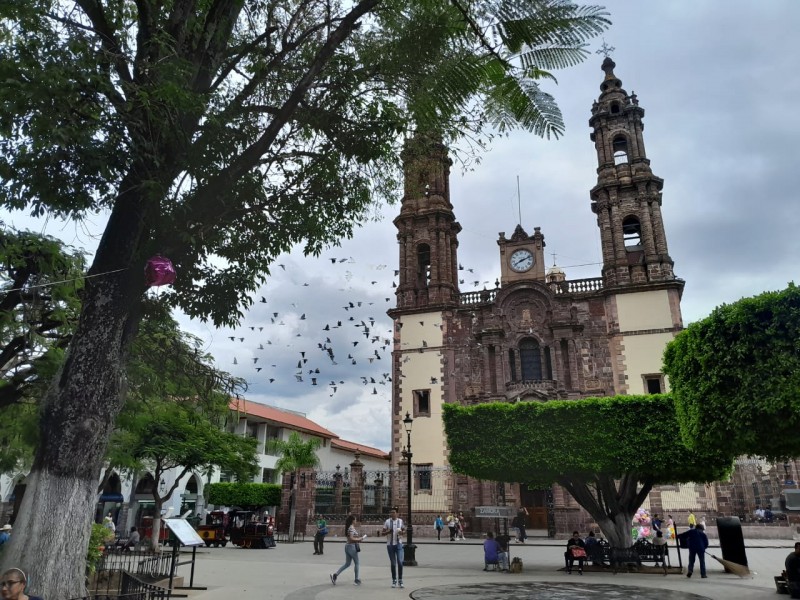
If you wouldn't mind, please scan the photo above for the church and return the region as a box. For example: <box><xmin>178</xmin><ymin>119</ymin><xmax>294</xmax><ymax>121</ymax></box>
<box><xmin>388</xmin><ymin>57</ymin><xmax>685</xmax><ymax>534</ymax></box>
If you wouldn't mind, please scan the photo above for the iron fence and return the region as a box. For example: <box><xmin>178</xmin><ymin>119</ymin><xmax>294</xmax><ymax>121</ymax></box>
<box><xmin>71</xmin><ymin>571</ymin><xmax>169</xmax><ymax>600</ymax></box>
<box><xmin>89</xmin><ymin>548</ymin><xmax>175</xmax><ymax>598</ymax></box>
<box><xmin>309</xmin><ymin>459</ymin><xmax>800</xmax><ymax>536</ymax></box>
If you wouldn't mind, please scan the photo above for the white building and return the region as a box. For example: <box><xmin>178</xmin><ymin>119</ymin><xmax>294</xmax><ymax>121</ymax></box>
<box><xmin>0</xmin><ymin>399</ymin><xmax>388</xmax><ymax>531</ymax></box>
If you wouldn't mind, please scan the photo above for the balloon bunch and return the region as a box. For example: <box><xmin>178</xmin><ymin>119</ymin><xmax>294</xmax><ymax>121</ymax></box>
<box><xmin>631</xmin><ymin>508</ymin><xmax>652</xmax><ymax>540</ymax></box>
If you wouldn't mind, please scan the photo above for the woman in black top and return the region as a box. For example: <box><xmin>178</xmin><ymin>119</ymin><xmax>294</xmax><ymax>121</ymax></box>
<box><xmin>565</xmin><ymin>531</ymin><xmax>586</xmax><ymax>574</ymax></box>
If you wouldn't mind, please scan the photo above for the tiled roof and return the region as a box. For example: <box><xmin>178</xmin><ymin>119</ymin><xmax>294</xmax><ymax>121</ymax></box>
<box><xmin>229</xmin><ymin>398</ymin><xmax>336</xmax><ymax>439</ymax></box>
<box><xmin>331</xmin><ymin>438</ymin><xmax>390</xmax><ymax>460</ymax></box>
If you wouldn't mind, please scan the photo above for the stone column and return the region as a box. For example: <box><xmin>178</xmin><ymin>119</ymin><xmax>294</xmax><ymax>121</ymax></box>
<box><xmin>375</xmin><ymin>474</ymin><xmax>385</xmax><ymax>515</ymax></box>
<box><xmin>278</xmin><ymin>471</ymin><xmax>293</xmax><ymax>533</ymax></box>
<box><xmin>349</xmin><ymin>452</ymin><xmax>365</xmax><ymax>518</ymax></box>
<box><xmin>334</xmin><ymin>467</ymin><xmax>344</xmax><ymax>515</ymax></box>
<box><xmin>293</xmin><ymin>468</ymin><xmax>315</xmax><ymax>537</ymax></box>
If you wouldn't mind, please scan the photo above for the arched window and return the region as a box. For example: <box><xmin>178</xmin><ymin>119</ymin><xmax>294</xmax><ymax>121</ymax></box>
<box><xmin>622</xmin><ymin>216</ymin><xmax>642</xmax><ymax>249</ymax></box>
<box><xmin>520</xmin><ymin>338</ymin><xmax>542</xmax><ymax>381</ymax></box>
<box><xmin>613</xmin><ymin>135</ymin><xmax>628</xmax><ymax>165</ymax></box>
<box><xmin>134</xmin><ymin>473</ymin><xmax>156</xmax><ymax>495</ymax></box>
<box><xmin>185</xmin><ymin>475</ymin><xmax>199</xmax><ymax>495</ymax></box>
<box><xmin>508</xmin><ymin>349</ymin><xmax>517</xmax><ymax>382</ymax></box>
<box><xmin>417</xmin><ymin>243</ymin><xmax>431</xmax><ymax>289</ymax></box>
<box><xmin>610</xmin><ymin>102</ymin><xmax>620</xmax><ymax>115</ymax></box>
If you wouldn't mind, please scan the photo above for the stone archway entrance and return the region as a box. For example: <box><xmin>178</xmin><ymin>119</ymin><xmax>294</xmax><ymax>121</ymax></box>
<box><xmin>96</xmin><ymin>471</ymin><xmax>124</xmax><ymax>525</ymax></box>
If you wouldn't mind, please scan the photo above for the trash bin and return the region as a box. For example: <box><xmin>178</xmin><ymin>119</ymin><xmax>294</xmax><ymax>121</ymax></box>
<box><xmin>716</xmin><ymin>516</ymin><xmax>748</xmax><ymax>569</ymax></box>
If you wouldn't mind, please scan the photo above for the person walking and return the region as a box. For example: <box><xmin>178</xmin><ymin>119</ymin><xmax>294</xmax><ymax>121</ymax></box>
<box><xmin>457</xmin><ymin>511</ymin><xmax>467</xmax><ymax>540</ymax></box>
<box><xmin>513</xmin><ymin>507</ymin><xmax>528</xmax><ymax>543</ymax></box>
<box><xmin>330</xmin><ymin>515</ymin><xmax>366</xmax><ymax>586</ymax></box>
<box><xmin>678</xmin><ymin>523</ymin><xmax>709</xmax><ymax>578</ymax></box>
<box><xmin>434</xmin><ymin>515</ymin><xmax>444</xmax><ymax>541</ymax></box>
<box><xmin>447</xmin><ymin>513</ymin><xmax>457</xmax><ymax>542</ymax></box>
<box><xmin>381</xmin><ymin>507</ymin><xmax>406</xmax><ymax>589</ymax></box>
<box><xmin>313</xmin><ymin>514</ymin><xmax>328</xmax><ymax>555</ymax></box>
<box><xmin>687</xmin><ymin>510</ymin><xmax>697</xmax><ymax>528</ymax></box>
<box><xmin>1</xmin><ymin>568</ymin><xmax>43</xmax><ymax>600</ymax></box>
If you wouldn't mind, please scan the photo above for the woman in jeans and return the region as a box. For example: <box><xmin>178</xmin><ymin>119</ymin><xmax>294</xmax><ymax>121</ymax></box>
<box><xmin>330</xmin><ymin>515</ymin><xmax>366</xmax><ymax>586</ymax></box>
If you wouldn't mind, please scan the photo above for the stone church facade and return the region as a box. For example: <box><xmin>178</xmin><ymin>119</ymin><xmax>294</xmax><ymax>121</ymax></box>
<box><xmin>387</xmin><ymin>57</ymin><xmax>687</xmax><ymax>535</ymax></box>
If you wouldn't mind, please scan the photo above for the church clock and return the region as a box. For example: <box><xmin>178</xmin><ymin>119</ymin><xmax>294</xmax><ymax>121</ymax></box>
<box><xmin>510</xmin><ymin>248</ymin><xmax>534</xmax><ymax>272</ymax></box>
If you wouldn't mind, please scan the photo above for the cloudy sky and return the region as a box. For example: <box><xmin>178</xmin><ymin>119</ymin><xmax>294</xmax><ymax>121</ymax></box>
<box><xmin>7</xmin><ymin>1</ymin><xmax>799</xmax><ymax>452</ymax></box>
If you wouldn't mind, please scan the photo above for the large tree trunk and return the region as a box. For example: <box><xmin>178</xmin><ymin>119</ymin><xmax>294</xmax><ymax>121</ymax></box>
<box><xmin>0</xmin><ymin>181</ymin><xmax>149</xmax><ymax>599</ymax></box>
<box><xmin>594</xmin><ymin>511</ymin><xmax>635</xmax><ymax>548</ymax></box>
<box><xmin>558</xmin><ymin>473</ymin><xmax>653</xmax><ymax>549</ymax></box>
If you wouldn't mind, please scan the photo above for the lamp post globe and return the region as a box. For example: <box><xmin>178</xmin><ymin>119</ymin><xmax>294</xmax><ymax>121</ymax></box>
<box><xmin>402</xmin><ymin>412</ymin><xmax>417</xmax><ymax>566</ymax></box>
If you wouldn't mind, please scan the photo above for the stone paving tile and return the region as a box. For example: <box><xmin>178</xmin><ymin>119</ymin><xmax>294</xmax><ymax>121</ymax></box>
<box><xmin>410</xmin><ymin>581</ymin><xmax>711</xmax><ymax>600</ymax></box>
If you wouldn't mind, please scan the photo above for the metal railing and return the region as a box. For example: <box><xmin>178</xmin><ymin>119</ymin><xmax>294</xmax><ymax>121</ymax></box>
<box><xmin>72</xmin><ymin>571</ymin><xmax>169</xmax><ymax>600</ymax></box>
<box><xmin>89</xmin><ymin>548</ymin><xmax>174</xmax><ymax>599</ymax></box>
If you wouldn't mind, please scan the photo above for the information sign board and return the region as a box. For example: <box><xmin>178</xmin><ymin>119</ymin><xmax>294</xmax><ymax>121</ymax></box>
<box><xmin>164</xmin><ymin>518</ymin><xmax>205</xmax><ymax>546</ymax></box>
<box><xmin>474</xmin><ymin>506</ymin><xmax>515</xmax><ymax>518</ymax></box>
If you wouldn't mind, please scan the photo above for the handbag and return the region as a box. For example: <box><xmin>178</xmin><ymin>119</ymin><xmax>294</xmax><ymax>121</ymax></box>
<box><xmin>570</xmin><ymin>546</ymin><xmax>587</xmax><ymax>558</ymax></box>
<box><xmin>355</xmin><ymin>543</ymin><xmax>361</xmax><ymax>553</ymax></box>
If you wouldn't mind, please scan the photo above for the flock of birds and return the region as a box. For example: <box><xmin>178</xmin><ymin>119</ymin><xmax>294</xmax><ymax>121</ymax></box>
<box><xmin>211</xmin><ymin>254</ymin><xmax>495</xmax><ymax>402</ymax></box>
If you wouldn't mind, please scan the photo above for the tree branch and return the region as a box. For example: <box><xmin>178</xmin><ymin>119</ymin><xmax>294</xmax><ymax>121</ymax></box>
<box><xmin>448</xmin><ymin>0</ymin><xmax>510</xmax><ymax>69</ymax></box>
<box><xmin>209</xmin><ymin>26</ymin><xmax>279</xmax><ymax>92</ymax></box>
<box><xmin>161</xmin><ymin>0</ymin><xmax>380</xmax><ymax>253</ymax></box>
<box><xmin>74</xmin><ymin>0</ymin><xmax>133</xmax><ymax>84</ymax></box>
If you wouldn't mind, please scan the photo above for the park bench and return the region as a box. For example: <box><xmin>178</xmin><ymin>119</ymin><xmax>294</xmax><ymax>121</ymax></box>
<box><xmin>584</xmin><ymin>538</ymin><xmax>670</xmax><ymax>573</ymax></box>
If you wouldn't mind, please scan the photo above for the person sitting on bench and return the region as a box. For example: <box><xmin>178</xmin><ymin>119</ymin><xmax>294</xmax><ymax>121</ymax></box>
<box><xmin>565</xmin><ymin>531</ymin><xmax>586</xmax><ymax>574</ymax></box>
<box><xmin>483</xmin><ymin>532</ymin><xmax>501</xmax><ymax>571</ymax></box>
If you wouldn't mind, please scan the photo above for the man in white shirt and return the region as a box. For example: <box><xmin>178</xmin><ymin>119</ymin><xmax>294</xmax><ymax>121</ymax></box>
<box><xmin>381</xmin><ymin>507</ymin><xmax>405</xmax><ymax>588</ymax></box>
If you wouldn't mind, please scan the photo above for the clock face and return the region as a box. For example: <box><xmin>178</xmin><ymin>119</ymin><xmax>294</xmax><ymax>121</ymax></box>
<box><xmin>510</xmin><ymin>249</ymin><xmax>534</xmax><ymax>273</ymax></box>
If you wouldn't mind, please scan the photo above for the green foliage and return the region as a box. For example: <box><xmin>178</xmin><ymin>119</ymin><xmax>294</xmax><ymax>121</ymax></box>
<box><xmin>663</xmin><ymin>283</ymin><xmax>800</xmax><ymax>461</ymax></box>
<box><xmin>266</xmin><ymin>431</ymin><xmax>322</xmax><ymax>476</ymax></box>
<box><xmin>0</xmin><ymin>402</ymin><xmax>38</xmax><ymax>473</ymax></box>
<box><xmin>107</xmin><ymin>301</ymin><xmax>258</xmax><ymax>489</ymax></box>
<box><xmin>0</xmin><ymin>0</ymin><xmax>609</xmax><ymax>327</ymax></box>
<box><xmin>86</xmin><ymin>523</ymin><xmax>114</xmax><ymax>574</ymax></box>
<box><xmin>110</xmin><ymin>398</ymin><xmax>258</xmax><ymax>494</ymax></box>
<box><xmin>207</xmin><ymin>482</ymin><xmax>281</xmax><ymax>508</ymax></box>
<box><xmin>0</xmin><ymin>226</ymin><xmax>85</xmax><ymax>408</ymax></box>
<box><xmin>443</xmin><ymin>395</ymin><xmax>732</xmax><ymax>485</ymax></box>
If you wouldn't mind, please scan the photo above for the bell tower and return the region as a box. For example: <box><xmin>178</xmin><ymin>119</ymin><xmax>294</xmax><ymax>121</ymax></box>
<box><xmin>589</xmin><ymin>57</ymin><xmax>675</xmax><ymax>287</ymax></box>
<box><xmin>393</xmin><ymin>133</ymin><xmax>461</xmax><ymax>310</ymax></box>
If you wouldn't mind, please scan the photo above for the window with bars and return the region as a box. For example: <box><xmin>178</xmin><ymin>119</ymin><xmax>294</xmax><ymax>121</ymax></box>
<box><xmin>415</xmin><ymin>464</ymin><xmax>432</xmax><ymax>493</ymax></box>
<box><xmin>520</xmin><ymin>338</ymin><xmax>542</xmax><ymax>380</ymax></box>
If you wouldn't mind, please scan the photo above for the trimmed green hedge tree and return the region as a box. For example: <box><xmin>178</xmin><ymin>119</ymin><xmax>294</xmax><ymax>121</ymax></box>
<box><xmin>443</xmin><ymin>395</ymin><xmax>732</xmax><ymax>546</ymax></box>
<box><xmin>207</xmin><ymin>483</ymin><xmax>281</xmax><ymax>509</ymax></box>
<box><xmin>663</xmin><ymin>283</ymin><xmax>800</xmax><ymax>461</ymax></box>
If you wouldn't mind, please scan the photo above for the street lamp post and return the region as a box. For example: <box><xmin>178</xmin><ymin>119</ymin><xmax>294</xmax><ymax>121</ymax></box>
<box><xmin>402</xmin><ymin>412</ymin><xmax>417</xmax><ymax>566</ymax></box>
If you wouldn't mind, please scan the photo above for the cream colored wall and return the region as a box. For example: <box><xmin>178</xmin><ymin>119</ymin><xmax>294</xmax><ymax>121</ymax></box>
<box><xmin>616</xmin><ymin>289</ymin><xmax>673</xmax><ymax>332</ymax></box>
<box><xmin>397</xmin><ymin>312</ymin><xmax>448</xmax><ymax>474</ymax></box>
<box><xmin>620</xmin><ymin>332</ymin><xmax>674</xmax><ymax>393</ymax></box>
<box><xmin>398</xmin><ymin>312</ymin><xmax>444</xmax><ymax>348</ymax></box>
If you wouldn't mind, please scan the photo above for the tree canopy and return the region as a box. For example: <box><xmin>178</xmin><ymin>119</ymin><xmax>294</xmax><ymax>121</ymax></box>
<box><xmin>0</xmin><ymin>227</ymin><xmax>85</xmax><ymax>408</ymax></box>
<box><xmin>663</xmin><ymin>283</ymin><xmax>800</xmax><ymax>462</ymax></box>
<box><xmin>443</xmin><ymin>395</ymin><xmax>733</xmax><ymax>546</ymax></box>
<box><xmin>207</xmin><ymin>482</ymin><xmax>282</xmax><ymax>508</ymax></box>
<box><xmin>0</xmin><ymin>0</ymin><xmax>609</xmax><ymax>595</ymax></box>
<box><xmin>266</xmin><ymin>430</ymin><xmax>322</xmax><ymax>476</ymax></box>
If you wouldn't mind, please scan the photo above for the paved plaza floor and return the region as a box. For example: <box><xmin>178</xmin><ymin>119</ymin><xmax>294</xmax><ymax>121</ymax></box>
<box><xmin>182</xmin><ymin>537</ymin><xmax>792</xmax><ymax>600</ymax></box>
